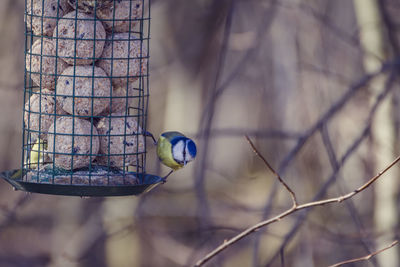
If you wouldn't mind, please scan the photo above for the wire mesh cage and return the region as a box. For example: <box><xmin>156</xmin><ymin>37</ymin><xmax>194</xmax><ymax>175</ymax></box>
<box><xmin>0</xmin><ymin>0</ymin><xmax>163</xmax><ymax>197</ymax></box>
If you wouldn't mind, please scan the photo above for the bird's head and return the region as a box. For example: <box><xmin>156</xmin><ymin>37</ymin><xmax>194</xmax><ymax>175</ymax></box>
<box><xmin>171</xmin><ymin>137</ymin><xmax>197</xmax><ymax>166</ymax></box>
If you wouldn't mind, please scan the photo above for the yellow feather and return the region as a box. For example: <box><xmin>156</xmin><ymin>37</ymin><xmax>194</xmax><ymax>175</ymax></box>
<box><xmin>157</xmin><ymin>135</ymin><xmax>183</xmax><ymax>170</ymax></box>
<box><xmin>26</xmin><ymin>139</ymin><xmax>47</xmax><ymax>169</ymax></box>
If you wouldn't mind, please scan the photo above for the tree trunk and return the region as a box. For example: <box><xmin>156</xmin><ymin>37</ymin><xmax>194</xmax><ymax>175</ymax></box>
<box><xmin>353</xmin><ymin>0</ymin><xmax>399</xmax><ymax>266</ymax></box>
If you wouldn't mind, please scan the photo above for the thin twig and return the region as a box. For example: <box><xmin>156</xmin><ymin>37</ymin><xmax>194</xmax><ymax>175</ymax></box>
<box><xmin>194</xmin><ymin>128</ymin><xmax>302</xmax><ymax>140</ymax></box>
<box><xmin>199</xmin><ymin>0</ymin><xmax>279</xmax><ymax>128</ymax></box>
<box><xmin>255</xmin><ymin>62</ymin><xmax>394</xmax><ymax>258</ymax></box>
<box><xmin>265</xmin><ymin>68</ymin><xmax>398</xmax><ymax>266</ymax></box>
<box><xmin>194</xmin><ymin>0</ymin><xmax>236</xmax><ymax>232</ymax></box>
<box><xmin>328</xmin><ymin>240</ymin><xmax>399</xmax><ymax>267</ymax></box>
<box><xmin>245</xmin><ymin>135</ymin><xmax>298</xmax><ymax>206</ymax></box>
<box><xmin>320</xmin><ymin>126</ymin><xmax>376</xmax><ymax>262</ymax></box>
<box><xmin>193</xmin><ymin>145</ymin><xmax>400</xmax><ymax>266</ymax></box>
<box><xmin>377</xmin><ymin>0</ymin><xmax>400</xmax><ymax>55</ymax></box>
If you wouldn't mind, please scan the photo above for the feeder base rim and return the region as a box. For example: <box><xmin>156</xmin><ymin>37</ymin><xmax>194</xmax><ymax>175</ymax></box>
<box><xmin>0</xmin><ymin>169</ymin><xmax>163</xmax><ymax>197</ymax></box>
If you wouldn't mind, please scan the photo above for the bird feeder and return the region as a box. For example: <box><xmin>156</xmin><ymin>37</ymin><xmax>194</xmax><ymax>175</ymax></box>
<box><xmin>0</xmin><ymin>0</ymin><xmax>163</xmax><ymax>197</ymax></box>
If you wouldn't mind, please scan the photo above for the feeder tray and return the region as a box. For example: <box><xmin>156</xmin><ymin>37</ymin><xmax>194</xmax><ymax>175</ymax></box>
<box><xmin>1</xmin><ymin>168</ymin><xmax>163</xmax><ymax>197</ymax></box>
<box><xmin>0</xmin><ymin>0</ymin><xmax>161</xmax><ymax>197</ymax></box>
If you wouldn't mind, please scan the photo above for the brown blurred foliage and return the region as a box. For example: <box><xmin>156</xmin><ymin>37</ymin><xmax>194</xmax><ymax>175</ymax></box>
<box><xmin>1</xmin><ymin>0</ymin><xmax>400</xmax><ymax>266</ymax></box>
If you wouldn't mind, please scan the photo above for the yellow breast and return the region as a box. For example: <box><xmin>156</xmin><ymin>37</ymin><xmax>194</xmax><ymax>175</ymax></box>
<box><xmin>157</xmin><ymin>136</ymin><xmax>183</xmax><ymax>170</ymax></box>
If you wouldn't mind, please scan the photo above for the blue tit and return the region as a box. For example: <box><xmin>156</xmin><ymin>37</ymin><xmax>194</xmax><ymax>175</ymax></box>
<box><xmin>156</xmin><ymin>131</ymin><xmax>197</xmax><ymax>171</ymax></box>
<box><xmin>25</xmin><ymin>138</ymin><xmax>47</xmax><ymax>169</ymax></box>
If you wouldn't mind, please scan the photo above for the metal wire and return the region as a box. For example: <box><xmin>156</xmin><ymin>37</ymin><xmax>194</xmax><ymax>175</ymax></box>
<box><xmin>22</xmin><ymin>0</ymin><xmax>150</xmax><ymax>191</ymax></box>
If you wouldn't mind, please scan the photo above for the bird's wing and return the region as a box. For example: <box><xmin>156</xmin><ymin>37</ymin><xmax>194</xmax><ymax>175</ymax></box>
<box><xmin>161</xmin><ymin>131</ymin><xmax>184</xmax><ymax>141</ymax></box>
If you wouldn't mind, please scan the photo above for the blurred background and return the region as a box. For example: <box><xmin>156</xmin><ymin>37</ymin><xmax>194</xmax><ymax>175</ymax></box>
<box><xmin>1</xmin><ymin>0</ymin><xmax>400</xmax><ymax>266</ymax></box>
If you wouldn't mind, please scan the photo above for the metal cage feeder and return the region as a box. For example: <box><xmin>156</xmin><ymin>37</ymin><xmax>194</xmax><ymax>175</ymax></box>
<box><xmin>0</xmin><ymin>0</ymin><xmax>163</xmax><ymax>197</ymax></box>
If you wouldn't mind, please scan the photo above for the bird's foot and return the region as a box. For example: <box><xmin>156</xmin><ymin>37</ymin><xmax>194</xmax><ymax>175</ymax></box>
<box><xmin>161</xmin><ymin>170</ymin><xmax>174</xmax><ymax>184</ymax></box>
<box><xmin>144</xmin><ymin>131</ymin><xmax>157</xmax><ymax>145</ymax></box>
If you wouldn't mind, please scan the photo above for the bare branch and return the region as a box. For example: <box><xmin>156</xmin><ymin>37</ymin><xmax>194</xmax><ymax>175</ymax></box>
<box><xmin>264</xmin><ymin>67</ymin><xmax>398</xmax><ymax>266</ymax></box>
<box><xmin>328</xmin><ymin>240</ymin><xmax>399</xmax><ymax>267</ymax></box>
<box><xmin>245</xmin><ymin>135</ymin><xmax>298</xmax><ymax>207</ymax></box>
<box><xmin>194</xmin><ymin>128</ymin><xmax>302</xmax><ymax>140</ymax></box>
<box><xmin>193</xmin><ymin>148</ymin><xmax>400</xmax><ymax>266</ymax></box>
<box><xmin>378</xmin><ymin>0</ymin><xmax>400</xmax><ymax>55</ymax></box>
<box><xmin>320</xmin><ymin>126</ymin><xmax>376</xmax><ymax>259</ymax></box>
